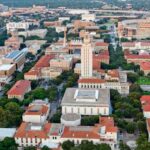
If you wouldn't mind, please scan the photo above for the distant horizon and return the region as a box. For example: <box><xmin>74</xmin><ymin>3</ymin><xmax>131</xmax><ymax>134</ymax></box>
<box><xmin>0</xmin><ymin>0</ymin><xmax>102</xmax><ymax>8</ymax></box>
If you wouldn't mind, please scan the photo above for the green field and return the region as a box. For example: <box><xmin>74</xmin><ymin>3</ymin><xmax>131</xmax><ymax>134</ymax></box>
<box><xmin>137</xmin><ymin>77</ymin><xmax>150</xmax><ymax>85</ymax></box>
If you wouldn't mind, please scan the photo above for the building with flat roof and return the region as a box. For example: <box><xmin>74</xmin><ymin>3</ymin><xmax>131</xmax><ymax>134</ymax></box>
<box><xmin>118</xmin><ymin>19</ymin><xmax>150</xmax><ymax>39</ymax></box>
<box><xmin>50</xmin><ymin>56</ymin><xmax>73</xmax><ymax>71</ymax></box>
<box><xmin>61</xmin><ymin>113</ymin><xmax>81</xmax><ymax>126</ymax></box>
<box><xmin>6</xmin><ymin>22</ymin><xmax>30</xmax><ymax>32</ymax></box>
<box><xmin>94</xmin><ymin>41</ymin><xmax>109</xmax><ymax>52</ymax></box>
<box><xmin>0</xmin><ymin>46</ymin><xmax>14</xmax><ymax>58</ymax></box>
<box><xmin>73</xmin><ymin>20</ymin><xmax>95</xmax><ymax>31</ymax></box>
<box><xmin>25</xmin><ymin>40</ymin><xmax>46</xmax><ymax>47</ymax></box>
<box><xmin>124</xmin><ymin>50</ymin><xmax>150</xmax><ymax>65</ymax></box>
<box><xmin>7</xmin><ymin>80</ymin><xmax>31</xmax><ymax>100</ymax></box>
<box><xmin>5</xmin><ymin>36</ymin><xmax>23</xmax><ymax>50</ymax></box>
<box><xmin>61</xmin><ymin>88</ymin><xmax>112</xmax><ymax>116</ymax></box>
<box><xmin>0</xmin><ymin>64</ymin><xmax>16</xmax><ymax>83</ymax></box>
<box><xmin>82</xmin><ymin>13</ymin><xmax>96</xmax><ymax>21</ymax></box>
<box><xmin>0</xmin><ymin>128</ymin><xmax>16</xmax><ymax>140</ymax></box>
<box><xmin>122</xmin><ymin>41</ymin><xmax>150</xmax><ymax>51</ymax></box>
<box><xmin>2</xmin><ymin>50</ymin><xmax>26</xmax><ymax>71</ymax></box>
<box><xmin>18</xmin><ymin>29</ymin><xmax>47</xmax><ymax>39</ymax></box>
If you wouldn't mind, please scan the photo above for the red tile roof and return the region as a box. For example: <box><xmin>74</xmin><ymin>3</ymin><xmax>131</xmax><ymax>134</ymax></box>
<box><xmin>93</xmin><ymin>59</ymin><xmax>101</xmax><ymax>70</ymax></box>
<box><xmin>122</xmin><ymin>42</ymin><xmax>135</xmax><ymax>47</ymax></box>
<box><xmin>99</xmin><ymin>117</ymin><xmax>118</xmax><ymax>132</ymax></box>
<box><xmin>95</xmin><ymin>42</ymin><xmax>109</xmax><ymax>47</ymax></box>
<box><xmin>143</xmin><ymin>105</ymin><xmax>150</xmax><ymax>112</ymax></box>
<box><xmin>35</xmin><ymin>55</ymin><xmax>55</xmax><ymax>68</ymax></box>
<box><xmin>125</xmin><ymin>54</ymin><xmax>150</xmax><ymax>59</ymax></box>
<box><xmin>78</xmin><ymin>78</ymin><xmax>106</xmax><ymax>84</ymax></box>
<box><xmin>93</xmin><ymin>53</ymin><xmax>109</xmax><ymax>60</ymax></box>
<box><xmin>25</xmin><ymin>55</ymin><xmax>55</xmax><ymax>77</ymax></box>
<box><xmin>140</xmin><ymin>95</ymin><xmax>150</xmax><ymax>104</ymax></box>
<box><xmin>96</xmin><ymin>69</ymin><xmax>105</xmax><ymax>74</ymax></box>
<box><xmin>62</xmin><ymin>126</ymin><xmax>100</xmax><ymax>139</ymax></box>
<box><xmin>25</xmin><ymin>69</ymin><xmax>41</xmax><ymax>76</ymax></box>
<box><xmin>107</xmin><ymin>70</ymin><xmax>119</xmax><ymax>78</ymax></box>
<box><xmin>62</xmin><ymin>117</ymin><xmax>118</xmax><ymax>139</ymax></box>
<box><xmin>7</xmin><ymin>80</ymin><xmax>31</xmax><ymax>96</ymax></box>
<box><xmin>24</xmin><ymin>105</ymin><xmax>49</xmax><ymax>116</ymax></box>
<box><xmin>15</xmin><ymin>122</ymin><xmax>51</xmax><ymax>139</ymax></box>
<box><xmin>141</xmin><ymin>42</ymin><xmax>150</xmax><ymax>46</ymax></box>
<box><xmin>140</xmin><ymin>62</ymin><xmax>150</xmax><ymax>70</ymax></box>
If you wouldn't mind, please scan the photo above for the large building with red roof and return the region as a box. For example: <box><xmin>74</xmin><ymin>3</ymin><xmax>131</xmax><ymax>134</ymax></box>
<box><xmin>124</xmin><ymin>50</ymin><xmax>150</xmax><ymax>65</ymax></box>
<box><xmin>94</xmin><ymin>41</ymin><xmax>109</xmax><ymax>52</ymax></box>
<box><xmin>24</xmin><ymin>55</ymin><xmax>62</xmax><ymax>80</ymax></box>
<box><xmin>22</xmin><ymin>100</ymin><xmax>50</xmax><ymax>124</ymax></box>
<box><xmin>14</xmin><ymin>116</ymin><xmax>118</xmax><ymax>150</ymax></box>
<box><xmin>7</xmin><ymin>80</ymin><xmax>31</xmax><ymax>100</ymax></box>
<box><xmin>140</xmin><ymin>62</ymin><xmax>150</xmax><ymax>75</ymax></box>
<box><xmin>140</xmin><ymin>95</ymin><xmax>150</xmax><ymax>142</ymax></box>
<box><xmin>78</xmin><ymin>69</ymin><xmax>129</xmax><ymax>95</ymax></box>
<box><xmin>118</xmin><ymin>19</ymin><xmax>150</xmax><ymax>39</ymax></box>
<box><xmin>140</xmin><ymin>95</ymin><xmax>150</xmax><ymax>118</ymax></box>
<box><xmin>122</xmin><ymin>41</ymin><xmax>150</xmax><ymax>51</ymax></box>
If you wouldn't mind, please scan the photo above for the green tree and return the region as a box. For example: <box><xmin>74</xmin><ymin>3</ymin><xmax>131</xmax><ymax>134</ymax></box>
<box><xmin>137</xmin><ymin>120</ymin><xmax>146</xmax><ymax>133</ymax></box>
<box><xmin>47</xmin><ymin>86</ymin><xmax>58</xmax><ymax>101</ymax></box>
<box><xmin>126</xmin><ymin>122</ymin><xmax>136</xmax><ymax>134</ymax></box>
<box><xmin>4</xmin><ymin>102</ymin><xmax>23</xmax><ymax>127</ymax></box>
<box><xmin>130</xmin><ymin>84</ymin><xmax>142</xmax><ymax>93</ymax></box>
<box><xmin>50</xmin><ymin>109</ymin><xmax>61</xmax><ymax>123</ymax></box>
<box><xmin>81</xmin><ymin>115</ymin><xmax>99</xmax><ymax>126</ymax></box>
<box><xmin>136</xmin><ymin>134</ymin><xmax>150</xmax><ymax>150</ymax></box>
<box><xmin>42</xmin><ymin>146</ymin><xmax>51</xmax><ymax>150</ymax></box>
<box><xmin>96</xmin><ymin>143</ymin><xmax>111</xmax><ymax>150</ymax></box>
<box><xmin>62</xmin><ymin>140</ymin><xmax>74</xmax><ymax>150</ymax></box>
<box><xmin>127</xmin><ymin>73</ymin><xmax>139</xmax><ymax>83</ymax></box>
<box><xmin>0</xmin><ymin>107</ymin><xmax>7</xmax><ymax>127</ymax></box>
<box><xmin>0</xmin><ymin>137</ymin><xmax>18</xmax><ymax>150</ymax></box>
<box><xmin>32</xmin><ymin>87</ymin><xmax>47</xmax><ymax>99</ymax></box>
<box><xmin>119</xmin><ymin>141</ymin><xmax>131</xmax><ymax>150</ymax></box>
<box><xmin>24</xmin><ymin>146</ymin><xmax>36</xmax><ymax>150</ymax></box>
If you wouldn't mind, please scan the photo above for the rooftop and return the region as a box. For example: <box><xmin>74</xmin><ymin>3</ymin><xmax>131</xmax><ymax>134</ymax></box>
<box><xmin>49</xmin><ymin>123</ymin><xmax>63</xmax><ymax>136</ymax></box>
<box><xmin>140</xmin><ymin>95</ymin><xmax>150</xmax><ymax>105</ymax></box>
<box><xmin>7</xmin><ymin>80</ymin><xmax>31</xmax><ymax>96</ymax></box>
<box><xmin>140</xmin><ymin>62</ymin><xmax>150</xmax><ymax>70</ymax></box>
<box><xmin>61</xmin><ymin>88</ymin><xmax>110</xmax><ymax>106</ymax></box>
<box><xmin>15</xmin><ymin>122</ymin><xmax>51</xmax><ymax>139</ymax></box>
<box><xmin>5</xmin><ymin>50</ymin><xmax>25</xmax><ymax>60</ymax></box>
<box><xmin>0</xmin><ymin>64</ymin><xmax>14</xmax><ymax>71</ymax></box>
<box><xmin>0</xmin><ymin>128</ymin><xmax>16</xmax><ymax>139</ymax></box>
<box><xmin>61</xmin><ymin>113</ymin><xmax>81</xmax><ymax>121</ymax></box>
<box><xmin>24</xmin><ymin>104</ymin><xmax>49</xmax><ymax>116</ymax></box>
<box><xmin>78</xmin><ymin>78</ymin><xmax>106</xmax><ymax>84</ymax></box>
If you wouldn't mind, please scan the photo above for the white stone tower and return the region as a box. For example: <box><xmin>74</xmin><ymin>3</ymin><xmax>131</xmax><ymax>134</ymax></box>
<box><xmin>81</xmin><ymin>33</ymin><xmax>93</xmax><ymax>78</ymax></box>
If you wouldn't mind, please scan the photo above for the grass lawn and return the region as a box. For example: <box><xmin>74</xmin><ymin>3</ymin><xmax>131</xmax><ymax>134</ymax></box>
<box><xmin>137</xmin><ymin>77</ymin><xmax>150</xmax><ymax>85</ymax></box>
